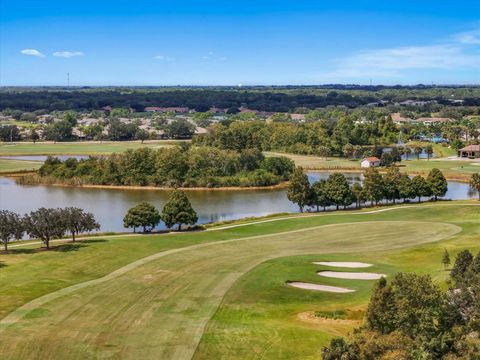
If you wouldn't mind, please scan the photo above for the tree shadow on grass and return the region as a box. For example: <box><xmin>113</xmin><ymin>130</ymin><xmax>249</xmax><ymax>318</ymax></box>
<box><xmin>2</xmin><ymin>243</ymin><xmax>87</xmax><ymax>254</ymax></box>
<box><xmin>0</xmin><ymin>261</ymin><xmax>6</xmax><ymax>268</ymax></box>
<box><xmin>77</xmin><ymin>239</ymin><xmax>108</xmax><ymax>244</ymax></box>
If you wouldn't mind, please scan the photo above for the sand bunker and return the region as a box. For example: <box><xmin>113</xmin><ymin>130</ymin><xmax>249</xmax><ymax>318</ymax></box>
<box><xmin>287</xmin><ymin>281</ymin><xmax>355</xmax><ymax>293</ymax></box>
<box><xmin>313</xmin><ymin>261</ymin><xmax>372</xmax><ymax>268</ymax></box>
<box><xmin>318</xmin><ymin>271</ymin><xmax>386</xmax><ymax>280</ymax></box>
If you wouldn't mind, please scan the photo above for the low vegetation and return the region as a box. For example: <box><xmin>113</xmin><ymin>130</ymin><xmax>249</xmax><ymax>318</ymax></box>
<box><xmin>18</xmin><ymin>145</ymin><xmax>295</xmax><ymax>188</ymax></box>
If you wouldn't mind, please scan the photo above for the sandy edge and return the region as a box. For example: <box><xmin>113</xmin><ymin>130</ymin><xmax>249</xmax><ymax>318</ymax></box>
<box><xmin>287</xmin><ymin>281</ymin><xmax>355</xmax><ymax>293</ymax></box>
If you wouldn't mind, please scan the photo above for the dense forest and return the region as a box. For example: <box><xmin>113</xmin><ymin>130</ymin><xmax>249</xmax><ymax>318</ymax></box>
<box><xmin>1</xmin><ymin>85</ymin><xmax>480</xmax><ymax>112</ymax></box>
<box><xmin>21</xmin><ymin>145</ymin><xmax>295</xmax><ymax>188</ymax></box>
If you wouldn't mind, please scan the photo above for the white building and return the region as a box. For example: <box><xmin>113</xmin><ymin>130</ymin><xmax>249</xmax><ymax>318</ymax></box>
<box><xmin>361</xmin><ymin>157</ymin><xmax>381</xmax><ymax>168</ymax></box>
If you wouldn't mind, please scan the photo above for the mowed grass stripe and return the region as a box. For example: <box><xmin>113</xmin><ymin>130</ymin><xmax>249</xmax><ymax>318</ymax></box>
<box><xmin>0</xmin><ymin>221</ymin><xmax>460</xmax><ymax>360</ymax></box>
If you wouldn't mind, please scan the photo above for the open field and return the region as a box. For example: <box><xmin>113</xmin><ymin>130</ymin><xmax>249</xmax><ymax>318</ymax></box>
<box><xmin>0</xmin><ymin>159</ymin><xmax>42</xmax><ymax>173</ymax></box>
<box><xmin>0</xmin><ymin>203</ymin><xmax>479</xmax><ymax>359</ymax></box>
<box><xmin>266</xmin><ymin>151</ymin><xmax>480</xmax><ymax>182</ymax></box>
<box><xmin>0</xmin><ymin>140</ymin><xmax>184</xmax><ymax>156</ymax></box>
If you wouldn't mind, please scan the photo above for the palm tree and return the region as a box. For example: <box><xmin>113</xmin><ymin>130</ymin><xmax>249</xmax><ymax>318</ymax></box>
<box><xmin>470</xmin><ymin>173</ymin><xmax>480</xmax><ymax>200</ymax></box>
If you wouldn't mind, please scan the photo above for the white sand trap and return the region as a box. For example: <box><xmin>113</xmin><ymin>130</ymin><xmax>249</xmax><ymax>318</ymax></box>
<box><xmin>287</xmin><ymin>281</ymin><xmax>355</xmax><ymax>293</ymax></box>
<box><xmin>313</xmin><ymin>261</ymin><xmax>372</xmax><ymax>268</ymax></box>
<box><xmin>318</xmin><ymin>271</ymin><xmax>386</xmax><ymax>280</ymax></box>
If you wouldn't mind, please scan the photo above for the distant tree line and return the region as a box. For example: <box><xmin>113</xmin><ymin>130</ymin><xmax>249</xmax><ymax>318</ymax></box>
<box><xmin>287</xmin><ymin>167</ymin><xmax>448</xmax><ymax>212</ymax></box>
<box><xmin>123</xmin><ymin>190</ymin><xmax>198</xmax><ymax>232</ymax></box>
<box><xmin>1</xmin><ymin>86</ymin><xmax>480</xmax><ymax>112</ymax></box>
<box><xmin>20</xmin><ymin>145</ymin><xmax>295</xmax><ymax>188</ymax></box>
<box><xmin>322</xmin><ymin>248</ymin><xmax>480</xmax><ymax>359</ymax></box>
<box><xmin>193</xmin><ymin>114</ymin><xmax>398</xmax><ymax>157</ymax></box>
<box><xmin>0</xmin><ymin>207</ymin><xmax>99</xmax><ymax>251</ymax></box>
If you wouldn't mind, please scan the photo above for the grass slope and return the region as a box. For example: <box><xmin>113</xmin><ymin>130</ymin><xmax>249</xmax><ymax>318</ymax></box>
<box><xmin>0</xmin><ymin>140</ymin><xmax>183</xmax><ymax>156</ymax></box>
<box><xmin>0</xmin><ymin>204</ymin><xmax>478</xmax><ymax>359</ymax></box>
<box><xmin>0</xmin><ymin>159</ymin><xmax>42</xmax><ymax>173</ymax></box>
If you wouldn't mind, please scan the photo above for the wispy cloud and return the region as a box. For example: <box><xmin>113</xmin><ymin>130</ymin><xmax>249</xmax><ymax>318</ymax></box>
<box><xmin>201</xmin><ymin>52</ymin><xmax>226</xmax><ymax>61</ymax></box>
<box><xmin>53</xmin><ymin>51</ymin><xmax>84</xmax><ymax>58</ymax></box>
<box><xmin>153</xmin><ymin>55</ymin><xmax>175</xmax><ymax>61</ymax></box>
<box><xmin>20</xmin><ymin>49</ymin><xmax>45</xmax><ymax>57</ymax></box>
<box><xmin>454</xmin><ymin>29</ymin><xmax>480</xmax><ymax>45</ymax></box>
<box><xmin>320</xmin><ymin>29</ymin><xmax>480</xmax><ymax>80</ymax></box>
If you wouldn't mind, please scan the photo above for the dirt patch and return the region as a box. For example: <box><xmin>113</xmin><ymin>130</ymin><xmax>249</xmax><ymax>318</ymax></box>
<box><xmin>296</xmin><ymin>311</ymin><xmax>361</xmax><ymax>336</ymax></box>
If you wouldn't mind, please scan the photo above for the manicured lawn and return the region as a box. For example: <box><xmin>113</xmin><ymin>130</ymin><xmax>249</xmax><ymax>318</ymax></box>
<box><xmin>0</xmin><ymin>159</ymin><xmax>42</xmax><ymax>173</ymax></box>
<box><xmin>0</xmin><ymin>140</ymin><xmax>184</xmax><ymax>156</ymax></box>
<box><xmin>266</xmin><ymin>151</ymin><xmax>480</xmax><ymax>182</ymax></box>
<box><xmin>0</xmin><ymin>203</ymin><xmax>478</xmax><ymax>359</ymax></box>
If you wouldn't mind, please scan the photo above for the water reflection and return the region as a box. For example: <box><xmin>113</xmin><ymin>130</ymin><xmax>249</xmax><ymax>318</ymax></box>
<box><xmin>0</xmin><ymin>172</ymin><xmax>477</xmax><ymax>233</ymax></box>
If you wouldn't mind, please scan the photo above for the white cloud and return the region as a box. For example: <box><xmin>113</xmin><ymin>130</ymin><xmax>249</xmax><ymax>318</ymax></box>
<box><xmin>154</xmin><ymin>55</ymin><xmax>174</xmax><ymax>61</ymax></box>
<box><xmin>53</xmin><ymin>51</ymin><xmax>84</xmax><ymax>58</ymax></box>
<box><xmin>454</xmin><ymin>30</ymin><xmax>480</xmax><ymax>45</ymax></box>
<box><xmin>320</xmin><ymin>31</ymin><xmax>480</xmax><ymax>80</ymax></box>
<box><xmin>20</xmin><ymin>49</ymin><xmax>45</xmax><ymax>57</ymax></box>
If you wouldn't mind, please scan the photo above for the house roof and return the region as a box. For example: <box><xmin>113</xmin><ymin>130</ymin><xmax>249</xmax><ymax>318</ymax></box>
<box><xmin>363</xmin><ymin>157</ymin><xmax>380</xmax><ymax>163</ymax></box>
<box><xmin>459</xmin><ymin>145</ymin><xmax>480</xmax><ymax>152</ymax></box>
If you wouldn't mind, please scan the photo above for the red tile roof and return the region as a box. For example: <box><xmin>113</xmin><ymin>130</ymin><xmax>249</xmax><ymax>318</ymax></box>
<box><xmin>459</xmin><ymin>145</ymin><xmax>480</xmax><ymax>152</ymax></box>
<box><xmin>364</xmin><ymin>157</ymin><xmax>380</xmax><ymax>162</ymax></box>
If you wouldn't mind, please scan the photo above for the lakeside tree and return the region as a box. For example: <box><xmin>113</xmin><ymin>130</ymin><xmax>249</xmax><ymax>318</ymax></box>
<box><xmin>325</xmin><ymin>173</ymin><xmax>352</xmax><ymax>210</ymax></box>
<box><xmin>363</xmin><ymin>168</ymin><xmax>385</xmax><ymax>206</ymax></box>
<box><xmin>24</xmin><ymin>208</ymin><xmax>66</xmax><ymax>249</ymax></box>
<box><xmin>411</xmin><ymin>175</ymin><xmax>432</xmax><ymax>202</ymax></box>
<box><xmin>123</xmin><ymin>202</ymin><xmax>161</xmax><ymax>232</ymax></box>
<box><xmin>414</xmin><ymin>146</ymin><xmax>423</xmax><ymax>160</ymax></box>
<box><xmin>426</xmin><ymin>168</ymin><xmax>448</xmax><ymax>201</ymax></box>
<box><xmin>62</xmin><ymin>207</ymin><xmax>100</xmax><ymax>242</ymax></box>
<box><xmin>161</xmin><ymin>190</ymin><xmax>198</xmax><ymax>230</ymax></box>
<box><xmin>0</xmin><ymin>210</ymin><xmax>24</xmax><ymax>251</ymax></box>
<box><xmin>442</xmin><ymin>249</ymin><xmax>450</xmax><ymax>270</ymax></box>
<box><xmin>470</xmin><ymin>173</ymin><xmax>480</xmax><ymax>200</ymax></box>
<box><xmin>383</xmin><ymin>166</ymin><xmax>401</xmax><ymax>204</ymax></box>
<box><xmin>425</xmin><ymin>144</ymin><xmax>434</xmax><ymax>160</ymax></box>
<box><xmin>311</xmin><ymin>179</ymin><xmax>331</xmax><ymax>211</ymax></box>
<box><xmin>398</xmin><ymin>174</ymin><xmax>415</xmax><ymax>202</ymax></box>
<box><xmin>351</xmin><ymin>182</ymin><xmax>364</xmax><ymax>208</ymax></box>
<box><xmin>287</xmin><ymin>167</ymin><xmax>312</xmax><ymax>212</ymax></box>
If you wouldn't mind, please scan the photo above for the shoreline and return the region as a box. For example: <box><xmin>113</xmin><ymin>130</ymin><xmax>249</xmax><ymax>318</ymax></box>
<box><xmin>7</xmin><ymin>177</ymin><xmax>290</xmax><ymax>191</ymax></box>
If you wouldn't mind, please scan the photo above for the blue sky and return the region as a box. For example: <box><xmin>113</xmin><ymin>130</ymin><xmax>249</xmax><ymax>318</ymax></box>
<box><xmin>1</xmin><ymin>0</ymin><xmax>479</xmax><ymax>86</ymax></box>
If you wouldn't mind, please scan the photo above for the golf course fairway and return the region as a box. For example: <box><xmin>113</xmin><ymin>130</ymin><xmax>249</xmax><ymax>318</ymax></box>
<box><xmin>1</xmin><ymin>203</ymin><xmax>479</xmax><ymax>359</ymax></box>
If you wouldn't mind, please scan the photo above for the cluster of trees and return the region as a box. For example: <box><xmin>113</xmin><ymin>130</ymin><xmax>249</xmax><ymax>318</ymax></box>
<box><xmin>1</xmin><ymin>86</ymin><xmax>479</xmax><ymax>112</ymax></box>
<box><xmin>123</xmin><ymin>190</ymin><xmax>198</xmax><ymax>231</ymax></box>
<box><xmin>288</xmin><ymin>167</ymin><xmax>448</xmax><ymax>212</ymax></box>
<box><xmin>193</xmin><ymin>113</ymin><xmax>398</xmax><ymax>157</ymax></box>
<box><xmin>0</xmin><ymin>207</ymin><xmax>99</xmax><ymax>251</ymax></box>
<box><xmin>470</xmin><ymin>173</ymin><xmax>480</xmax><ymax>200</ymax></box>
<box><xmin>28</xmin><ymin>146</ymin><xmax>295</xmax><ymax>188</ymax></box>
<box><xmin>322</xmin><ymin>249</ymin><xmax>480</xmax><ymax>359</ymax></box>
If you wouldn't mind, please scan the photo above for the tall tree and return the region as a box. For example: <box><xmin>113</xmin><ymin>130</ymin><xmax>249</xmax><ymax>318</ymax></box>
<box><xmin>123</xmin><ymin>202</ymin><xmax>161</xmax><ymax>232</ymax></box>
<box><xmin>161</xmin><ymin>190</ymin><xmax>198</xmax><ymax>230</ymax></box>
<box><xmin>363</xmin><ymin>168</ymin><xmax>385</xmax><ymax>206</ymax></box>
<box><xmin>311</xmin><ymin>179</ymin><xmax>331</xmax><ymax>211</ymax></box>
<box><xmin>451</xmin><ymin>250</ymin><xmax>474</xmax><ymax>286</ymax></box>
<box><xmin>414</xmin><ymin>146</ymin><xmax>423</xmax><ymax>160</ymax></box>
<box><xmin>287</xmin><ymin>167</ymin><xmax>312</xmax><ymax>212</ymax></box>
<box><xmin>398</xmin><ymin>174</ymin><xmax>415</xmax><ymax>202</ymax></box>
<box><xmin>351</xmin><ymin>182</ymin><xmax>364</xmax><ymax>209</ymax></box>
<box><xmin>24</xmin><ymin>208</ymin><xmax>66</xmax><ymax>249</ymax></box>
<box><xmin>0</xmin><ymin>210</ymin><xmax>24</xmax><ymax>251</ymax></box>
<box><xmin>427</xmin><ymin>168</ymin><xmax>448</xmax><ymax>201</ymax></box>
<box><xmin>325</xmin><ymin>173</ymin><xmax>353</xmax><ymax>210</ymax></box>
<box><xmin>411</xmin><ymin>175</ymin><xmax>432</xmax><ymax>202</ymax></box>
<box><xmin>442</xmin><ymin>249</ymin><xmax>451</xmax><ymax>270</ymax></box>
<box><xmin>425</xmin><ymin>144</ymin><xmax>433</xmax><ymax>160</ymax></box>
<box><xmin>470</xmin><ymin>173</ymin><xmax>480</xmax><ymax>200</ymax></box>
<box><xmin>62</xmin><ymin>207</ymin><xmax>100</xmax><ymax>242</ymax></box>
<box><xmin>383</xmin><ymin>166</ymin><xmax>401</xmax><ymax>204</ymax></box>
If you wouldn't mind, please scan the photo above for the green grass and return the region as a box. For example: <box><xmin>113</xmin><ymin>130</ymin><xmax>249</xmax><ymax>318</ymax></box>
<box><xmin>0</xmin><ymin>203</ymin><xmax>479</xmax><ymax>359</ymax></box>
<box><xmin>0</xmin><ymin>159</ymin><xmax>42</xmax><ymax>173</ymax></box>
<box><xmin>0</xmin><ymin>140</ymin><xmax>184</xmax><ymax>156</ymax></box>
<box><xmin>265</xmin><ymin>151</ymin><xmax>480</xmax><ymax>182</ymax></box>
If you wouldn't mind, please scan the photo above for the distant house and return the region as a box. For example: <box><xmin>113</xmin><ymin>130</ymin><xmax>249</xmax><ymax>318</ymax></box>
<box><xmin>415</xmin><ymin>117</ymin><xmax>451</xmax><ymax>125</ymax></box>
<box><xmin>391</xmin><ymin>113</ymin><xmax>413</xmax><ymax>124</ymax></box>
<box><xmin>458</xmin><ymin>145</ymin><xmax>480</xmax><ymax>158</ymax></box>
<box><xmin>361</xmin><ymin>157</ymin><xmax>381</xmax><ymax>168</ymax></box>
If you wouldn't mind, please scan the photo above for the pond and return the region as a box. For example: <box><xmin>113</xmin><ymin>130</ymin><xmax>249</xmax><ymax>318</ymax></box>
<box><xmin>0</xmin><ymin>172</ymin><xmax>476</xmax><ymax>233</ymax></box>
<box><xmin>0</xmin><ymin>155</ymin><xmax>90</xmax><ymax>162</ymax></box>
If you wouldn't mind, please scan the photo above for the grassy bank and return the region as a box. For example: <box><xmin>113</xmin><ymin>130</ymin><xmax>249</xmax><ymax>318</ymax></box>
<box><xmin>0</xmin><ymin>159</ymin><xmax>42</xmax><ymax>173</ymax></box>
<box><xmin>0</xmin><ymin>140</ymin><xmax>184</xmax><ymax>156</ymax></box>
<box><xmin>0</xmin><ymin>203</ymin><xmax>478</xmax><ymax>359</ymax></box>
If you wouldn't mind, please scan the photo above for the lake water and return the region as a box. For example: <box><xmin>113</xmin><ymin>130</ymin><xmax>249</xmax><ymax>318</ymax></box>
<box><xmin>0</xmin><ymin>155</ymin><xmax>89</xmax><ymax>162</ymax></box>
<box><xmin>0</xmin><ymin>172</ymin><xmax>477</xmax><ymax>233</ymax></box>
